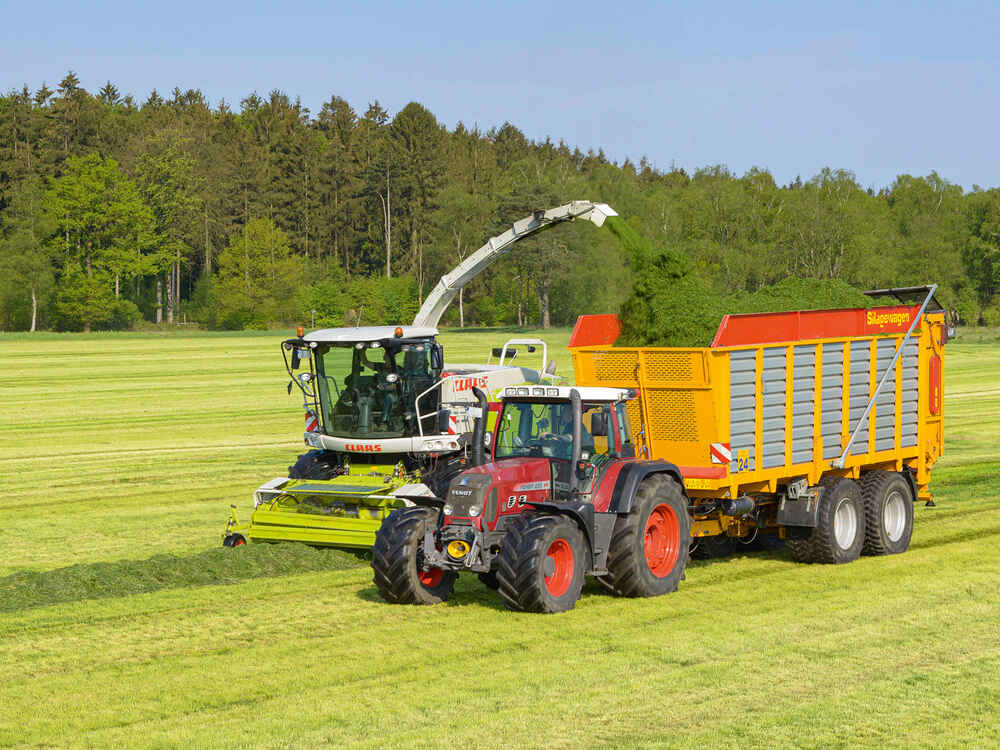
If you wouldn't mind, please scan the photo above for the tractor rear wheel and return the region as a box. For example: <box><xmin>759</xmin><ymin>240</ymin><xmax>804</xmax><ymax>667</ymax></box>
<box><xmin>288</xmin><ymin>450</ymin><xmax>340</xmax><ymax>480</ymax></box>
<box><xmin>372</xmin><ymin>507</ymin><xmax>456</xmax><ymax>605</ymax></box>
<box><xmin>496</xmin><ymin>515</ymin><xmax>586</xmax><ymax>613</ymax></box>
<box><xmin>795</xmin><ymin>476</ymin><xmax>866</xmax><ymax>564</ymax></box>
<box><xmin>860</xmin><ymin>471</ymin><xmax>914</xmax><ymax>555</ymax></box>
<box><xmin>605</xmin><ymin>474</ymin><xmax>691</xmax><ymax>597</ymax></box>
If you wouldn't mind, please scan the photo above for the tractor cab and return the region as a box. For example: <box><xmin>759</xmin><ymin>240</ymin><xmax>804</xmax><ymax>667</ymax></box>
<box><xmin>489</xmin><ymin>386</ymin><xmax>637</xmax><ymax>502</ymax></box>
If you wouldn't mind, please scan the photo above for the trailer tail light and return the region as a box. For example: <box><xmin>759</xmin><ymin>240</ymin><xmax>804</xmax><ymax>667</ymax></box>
<box><xmin>929</xmin><ymin>354</ymin><xmax>941</xmax><ymax>415</ymax></box>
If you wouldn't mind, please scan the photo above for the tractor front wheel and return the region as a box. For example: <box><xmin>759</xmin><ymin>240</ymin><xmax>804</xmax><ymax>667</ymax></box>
<box><xmin>372</xmin><ymin>507</ymin><xmax>456</xmax><ymax>605</ymax></box>
<box><xmin>605</xmin><ymin>474</ymin><xmax>691</xmax><ymax>597</ymax></box>
<box><xmin>496</xmin><ymin>515</ymin><xmax>586</xmax><ymax>613</ymax></box>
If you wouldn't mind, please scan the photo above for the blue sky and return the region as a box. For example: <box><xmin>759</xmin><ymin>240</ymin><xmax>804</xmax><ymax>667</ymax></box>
<box><xmin>3</xmin><ymin>0</ymin><xmax>998</xmax><ymax>190</ymax></box>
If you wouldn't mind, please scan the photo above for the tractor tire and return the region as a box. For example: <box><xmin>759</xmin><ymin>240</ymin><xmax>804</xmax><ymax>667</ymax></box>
<box><xmin>288</xmin><ymin>450</ymin><xmax>340</xmax><ymax>480</ymax></box>
<box><xmin>604</xmin><ymin>474</ymin><xmax>691</xmax><ymax>598</ymax></box>
<box><xmin>860</xmin><ymin>471</ymin><xmax>914</xmax><ymax>556</ymax></box>
<box><xmin>794</xmin><ymin>476</ymin><xmax>866</xmax><ymax>564</ymax></box>
<box><xmin>371</xmin><ymin>507</ymin><xmax>456</xmax><ymax>605</ymax></box>
<box><xmin>496</xmin><ymin>515</ymin><xmax>586</xmax><ymax>613</ymax></box>
<box><xmin>222</xmin><ymin>533</ymin><xmax>246</xmax><ymax>547</ymax></box>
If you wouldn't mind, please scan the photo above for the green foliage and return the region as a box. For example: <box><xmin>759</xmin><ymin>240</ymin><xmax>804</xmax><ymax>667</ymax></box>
<box><xmin>298</xmin><ymin>270</ymin><xmax>419</xmax><ymax>327</ymax></box>
<box><xmin>1</xmin><ymin>76</ymin><xmax>998</xmax><ymax>332</ymax></box>
<box><xmin>214</xmin><ymin>217</ymin><xmax>302</xmax><ymax>328</ymax></box>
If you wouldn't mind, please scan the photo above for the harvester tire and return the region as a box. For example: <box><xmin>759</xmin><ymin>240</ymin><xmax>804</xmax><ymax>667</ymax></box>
<box><xmin>222</xmin><ymin>533</ymin><xmax>246</xmax><ymax>547</ymax></box>
<box><xmin>860</xmin><ymin>471</ymin><xmax>914</xmax><ymax>556</ymax></box>
<box><xmin>496</xmin><ymin>515</ymin><xmax>585</xmax><ymax>613</ymax></box>
<box><xmin>288</xmin><ymin>450</ymin><xmax>340</xmax><ymax>480</ymax></box>
<box><xmin>799</xmin><ymin>476</ymin><xmax>866</xmax><ymax>564</ymax></box>
<box><xmin>372</xmin><ymin>507</ymin><xmax>456</xmax><ymax>605</ymax></box>
<box><xmin>604</xmin><ymin>474</ymin><xmax>691</xmax><ymax>598</ymax></box>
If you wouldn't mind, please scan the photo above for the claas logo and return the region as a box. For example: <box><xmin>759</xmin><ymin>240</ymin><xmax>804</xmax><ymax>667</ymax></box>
<box><xmin>346</xmin><ymin>443</ymin><xmax>382</xmax><ymax>452</ymax></box>
<box><xmin>453</xmin><ymin>377</ymin><xmax>488</xmax><ymax>392</ymax></box>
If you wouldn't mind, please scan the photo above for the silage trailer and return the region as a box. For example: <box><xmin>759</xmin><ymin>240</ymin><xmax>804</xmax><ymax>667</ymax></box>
<box><xmin>371</xmin><ymin>286</ymin><xmax>949</xmax><ymax>612</ymax></box>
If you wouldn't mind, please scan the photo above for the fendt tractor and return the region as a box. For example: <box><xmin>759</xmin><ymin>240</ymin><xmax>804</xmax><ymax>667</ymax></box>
<box><xmin>222</xmin><ymin>201</ymin><xmax>619</xmax><ymax>549</ymax></box>
<box><xmin>372</xmin><ymin>286</ymin><xmax>949</xmax><ymax>613</ymax></box>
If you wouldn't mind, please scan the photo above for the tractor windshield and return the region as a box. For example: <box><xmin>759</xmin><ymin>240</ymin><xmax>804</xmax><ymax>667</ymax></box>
<box><xmin>494</xmin><ymin>400</ymin><xmax>611</xmax><ymax>462</ymax></box>
<box><xmin>313</xmin><ymin>339</ymin><xmax>438</xmax><ymax>438</ymax></box>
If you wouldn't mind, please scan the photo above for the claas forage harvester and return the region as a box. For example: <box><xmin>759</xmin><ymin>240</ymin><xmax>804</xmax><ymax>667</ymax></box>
<box><xmin>372</xmin><ymin>286</ymin><xmax>949</xmax><ymax>612</ymax></box>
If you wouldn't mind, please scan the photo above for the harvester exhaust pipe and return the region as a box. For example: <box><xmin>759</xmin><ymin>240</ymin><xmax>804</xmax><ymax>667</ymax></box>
<box><xmin>569</xmin><ymin>388</ymin><xmax>583</xmax><ymax>497</ymax></box>
<box><xmin>470</xmin><ymin>387</ymin><xmax>489</xmax><ymax>467</ymax></box>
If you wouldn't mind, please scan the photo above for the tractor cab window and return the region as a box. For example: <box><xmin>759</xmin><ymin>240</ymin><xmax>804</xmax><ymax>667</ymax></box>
<box><xmin>494</xmin><ymin>400</ymin><xmax>614</xmax><ymax>464</ymax></box>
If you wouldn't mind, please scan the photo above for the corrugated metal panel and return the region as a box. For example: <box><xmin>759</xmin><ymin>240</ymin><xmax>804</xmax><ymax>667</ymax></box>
<box><xmin>849</xmin><ymin>340</ymin><xmax>870</xmax><ymax>455</ymax></box>
<box><xmin>729</xmin><ymin>349</ymin><xmax>756</xmax><ymax>471</ymax></box>
<box><xmin>901</xmin><ymin>338</ymin><xmax>918</xmax><ymax>447</ymax></box>
<box><xmin>821</xmin><ymin>342</ymin><xmax>843</xmax><ymax>459</ymax></box>
<box><xmin>792</xmin><ymin>344</ymin><xmax>815</xmax><ymax>464</ymax></box>
<box><xmin>761</xmin><ymin>347</ymin><xmax>786</xmax><ymax>468</ymax></box>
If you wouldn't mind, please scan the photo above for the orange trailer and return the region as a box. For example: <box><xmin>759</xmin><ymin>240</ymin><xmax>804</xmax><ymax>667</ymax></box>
<box><xmin>569</xmin><ymin>287</ymin><xmax>949</xmax><ymax>561</ymax></box>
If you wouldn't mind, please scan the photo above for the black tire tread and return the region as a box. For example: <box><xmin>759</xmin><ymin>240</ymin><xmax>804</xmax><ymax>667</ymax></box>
<box><xmin>809</xmin><ymin>476</ymin><xmax>865</xmax><ymax>564</ymax></box>
<box><xmin>604</xmin><ymin>474</ymin><xmax>691</xmax><ymax>598</ymax></box>
<box><xmin>860</xmin><ymin>470</ymin><xmax>914</xmax><ymax>556</ymax></box>
<box><xmin>288</xmin><ymin>450</ymin><xmax>340</xmax><ymax>480</ymax></box>
<box><xmin>495</xmin><ymin>515</ymin><xmax>584</xmax><ymax>613</ymax></box>
<box><xmin>371</xmin><ymin>507</ymin><xmax>455</xmax><ymax>604</ymax></box>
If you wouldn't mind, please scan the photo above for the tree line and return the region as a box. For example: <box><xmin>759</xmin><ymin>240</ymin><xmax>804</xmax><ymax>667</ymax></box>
<box><xmin>1</xmin><ymin>72</ymin><xmax>998</xmax><ymax>333</ymax></box>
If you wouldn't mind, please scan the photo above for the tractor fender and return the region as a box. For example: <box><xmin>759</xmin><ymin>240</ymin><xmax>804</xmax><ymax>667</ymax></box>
<box><xmin>607</xmin><ymin>461</ymin><xmax>687</xmax><ymax>514</ymax></box>
<box><xmin>523</xmin><ymin>501</ymin><xmax>596</xmax><ymax>563</ymax></box>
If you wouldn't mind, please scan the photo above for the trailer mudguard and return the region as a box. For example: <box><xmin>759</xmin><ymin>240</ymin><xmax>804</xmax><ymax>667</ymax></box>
<box><xmin>607</xmin><ymin>461</ymin><xmax>687</xmax><ymax>514</ymax></box>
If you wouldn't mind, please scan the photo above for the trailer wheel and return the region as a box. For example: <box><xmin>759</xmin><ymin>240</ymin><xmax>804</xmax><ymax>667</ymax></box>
<box><xmin>605</xmin><ymin>474</ymin><xmax>691</xmax><ymax>597</ymax></box>
<box><xmin>860</xmin><ymin>471</ymin><xmax>914</xmax><ymax>555</ymax></box>
<box><xmin>372</xmin><ymin>507</ymin><xmax>456</xmax><ymax>605</ymax></box>
<box><xmin>496</xmin><ymin>515</ymin><xmax>586</xmax><ymax>613</ymax></box>
<box><xmin>288</xmin><ymin>450</ymin><xmax>340</xmax><ymax>480</ymax></box>
<box><xmin>222</xmin><ymin>533</ymin><xmax>246</xmax><ymax>547</ymax></box>
<box><xmin>803</xmin><ymin>477</ymin><xmax>866</xmax><ymax>564</ymax></box>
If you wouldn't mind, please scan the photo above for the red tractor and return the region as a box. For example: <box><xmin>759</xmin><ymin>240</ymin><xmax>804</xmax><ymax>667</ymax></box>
<box><xmin>371</xmin><ymin>386</ymin><xmax>692</xmax><ymax>613</ymax></box>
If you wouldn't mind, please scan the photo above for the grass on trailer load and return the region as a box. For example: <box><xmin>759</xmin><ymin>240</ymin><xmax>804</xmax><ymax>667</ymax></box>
<box><xmin>0</xmin><ymin>327</ymin><xmax>998</xmax><ymax>749</ymax></box>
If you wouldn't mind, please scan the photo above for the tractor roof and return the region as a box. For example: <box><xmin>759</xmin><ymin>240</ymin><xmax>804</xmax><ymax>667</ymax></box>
<box><xmin>303</xmin><ymin>325</ymin><xmax>439</xmax><ymax>343</ymax></box>
<box><xmin>502</xmin><ymin>385</ymin><xmax>634</xmax><ymax>402</ymax></box>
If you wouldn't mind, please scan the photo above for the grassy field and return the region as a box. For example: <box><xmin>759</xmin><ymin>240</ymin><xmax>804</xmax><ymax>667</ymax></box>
<box><xmin>0</xmin><ymin>326</ymin><xmax>998</xmax><ymax>749</ymax></box>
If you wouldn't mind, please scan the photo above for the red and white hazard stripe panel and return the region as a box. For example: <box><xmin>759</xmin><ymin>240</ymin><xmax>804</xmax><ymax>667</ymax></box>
<box><xmin>447</xmin><ymin>415</ymin><xmax>459</xmax><ymax>434</ymax></box>
<box><xmin>305</xmin><ymin>410</ymin><xmax>319</xmax><ymax>432</ymax></box>
<box><xmin>710</xmin><ymin>442</ymin><xmax>732</xmax><ymax>464</ymax></box>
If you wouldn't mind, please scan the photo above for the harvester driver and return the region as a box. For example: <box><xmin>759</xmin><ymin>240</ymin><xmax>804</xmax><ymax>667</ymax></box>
<box><xmin>361</xmin><ymin>347</ymin><xmax>400</xmax><ymax>430</ymax></box>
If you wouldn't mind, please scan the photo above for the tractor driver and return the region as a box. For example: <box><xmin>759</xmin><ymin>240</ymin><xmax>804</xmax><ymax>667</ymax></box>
<box><xmin>540</xmin><ymin>404</ymin><xmax>593</xmax><ymax>460</ymax></box>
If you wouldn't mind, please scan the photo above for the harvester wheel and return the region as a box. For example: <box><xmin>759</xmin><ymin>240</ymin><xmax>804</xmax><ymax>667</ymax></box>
<box><xmin>799</xmin><ymin>476</ymin><xmax>866</xmax><ymax>564</ymax></box>
<box><xmin>288</xmin><ymin>450</ymin><xmax>340</xmax><ymax>480</ymax></box>
<box><xmin>372</xmin><ymin>507</ymin><xmax>456</xmax><ymax>605</ymax></box>
<box><xmin>604</xmin><ymin>474</ymin><xmax>691</xmax><ymax>597</ymax></box>
<box><xmin>860</xmin><ymin>471</ymin><xmax>914</xmax><ymax>556</ymax></box>
<box><xmin>222</xmin><ymin>533</ymin><xmax>246</xmax><ymax>547</ymax></box>
<box><xmin>496</xmin><ymin>515</ymin><xmax>585</xmax><ymax>613</ymax></box>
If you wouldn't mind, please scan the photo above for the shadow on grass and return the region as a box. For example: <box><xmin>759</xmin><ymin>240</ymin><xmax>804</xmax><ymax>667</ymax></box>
<box><xmin>0</xmin><ymin>543</ymin><xmax>366</xmax><ymax>614</ymax></box>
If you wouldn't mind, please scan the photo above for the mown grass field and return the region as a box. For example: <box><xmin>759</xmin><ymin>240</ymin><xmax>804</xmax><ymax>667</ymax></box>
<box><xmin>1</xmin><ymin>327</ymin><xmax>998</xmax><ymax>749</ymax></box>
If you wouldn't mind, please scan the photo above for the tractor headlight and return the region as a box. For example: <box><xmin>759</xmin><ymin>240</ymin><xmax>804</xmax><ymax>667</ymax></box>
<box><xmin>443</xmin><ymin>504</ymin><xmax>453</xmax><ymax>516</ymax></box>
<box><xmin>447</xmin><ymin>540</ymin><xmax>471</xmax><ymax>559</ymax></box>
<box><xmin>469</xmin><ymin>505</ymin><xmax>481</xmax><ymax>517</ymax></box>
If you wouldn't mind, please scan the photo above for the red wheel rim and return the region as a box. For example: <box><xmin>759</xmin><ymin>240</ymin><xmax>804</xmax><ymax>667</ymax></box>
<box><xmin>418</xmin><ymin>567</ymin><xmax>444</xmax><ymax>588</ymax></box>
<box><xmin>234</xmin><ymin>538</ymin><xmax>245</xmax><ymax>547</ymax></box>
<box><xmin>644</xmin><ymin>503</ymin><xmax>680</xmax><ymax>577</ymax></box>
<box><xmin>544</xmin><ymin>538</ymin><xmax>574</xmax><ymax>597</ymax></box>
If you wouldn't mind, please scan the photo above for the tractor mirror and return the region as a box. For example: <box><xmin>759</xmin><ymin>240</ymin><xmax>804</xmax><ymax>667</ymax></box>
<box><xmin>590</xmin><ymin>412</ymin><xmax>608</xmax><ymax>437</ymax></box>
